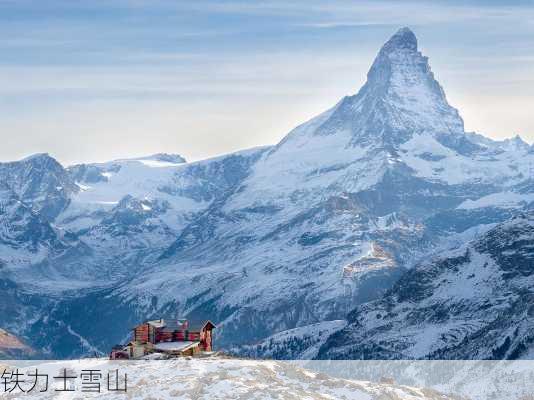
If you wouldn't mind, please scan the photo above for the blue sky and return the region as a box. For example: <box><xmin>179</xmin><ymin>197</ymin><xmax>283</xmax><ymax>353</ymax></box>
<box><xmin>1</xmin><ymin>0</ymin><xmax>533</xmax><ymax>164</ymax></box>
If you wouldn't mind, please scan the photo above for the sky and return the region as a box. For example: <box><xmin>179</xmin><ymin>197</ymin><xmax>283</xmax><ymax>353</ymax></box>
<box><xmin>1</xmin><ymin>0</ymin><xmax>533</xmax><ymax>165</ymax></box>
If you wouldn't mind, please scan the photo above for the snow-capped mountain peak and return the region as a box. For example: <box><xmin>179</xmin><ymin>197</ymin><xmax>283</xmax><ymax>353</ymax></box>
<box><xmin>380</xmin><ymin>26</ymin><xmax>418</xmax><ymax>52</ymax></box>
<box><xmin>351</xmin><ymin>26</ymin><xmax>465</xmax><ymax>144</ymax></box>
<box><xmin>20</xmin><ymin>152</ymin><xmax>53</xmax><ymax>162</ymax></box>
<box><xmin>501</xmin><ymin>134</ymin><xmax>530</xmax><ymax>151</ymax></box>
<box><xmin>3</xmin><ymin>27</ymin><xmax>534</xmax><ymax>360</ymax></box>
<box><xmin>231</xmin><ymin>28</ymin><xmax>478</xmax><ymax>211</ymax></box>
<box><xmin>0</xmin><ymin>153</ymin><xmax>79</xmax><ymax>220</ymax></box>
<box><xmin>141</xmin><ymin>153</ymin><xmax>187</xmax><ymax>164</ymax></box>
<box><xmin>366</xmin><ymin>26</ymin><xmax>435</xmax><ymax>94</ymax></box>
<box><xmin>275</xmin><ymin>27</ymin><xmax>466</xmax><ymax>156</ymax></box>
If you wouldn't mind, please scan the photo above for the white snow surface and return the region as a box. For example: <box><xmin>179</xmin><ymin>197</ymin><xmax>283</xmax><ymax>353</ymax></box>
<box><xmin>323</xmin><ymin>213</ymin><xmax>534</xmax><ymax>361</ymax></box>
<box><xmin>457</xmin><ymin>191</ymin><xmax>534</xmax><ymax>210</ymax></box>
<box><xmin>237</xmin><ymin>320</ymin><xmax>347</xmax><ymax>360</ymax></box>
<box><xmin>153</xmin><ymin>341</ymin><xmax>198</xmax><ymax>352</ymax></box>
<box><xmin>6</xmin><ymin>357</ymin><xmax>450</xmax><ymax>400</ymax></box>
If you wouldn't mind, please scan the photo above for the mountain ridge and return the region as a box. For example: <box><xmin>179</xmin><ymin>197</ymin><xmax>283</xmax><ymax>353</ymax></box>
<box><xmin>1</xmin><ymin>27</ymin><xmax>533</xmax><ymax>359</ymax></box>
<box><xmin>317</xmin><ymin>212</ymin><xmax>534</xmax><ymax>360</ymax></box>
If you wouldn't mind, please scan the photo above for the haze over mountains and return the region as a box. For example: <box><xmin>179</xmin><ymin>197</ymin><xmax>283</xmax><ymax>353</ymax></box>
<box><xmin>1</xmin><ymin>28</ymin><xmax>533</xmax><ymax>359</ymax></box>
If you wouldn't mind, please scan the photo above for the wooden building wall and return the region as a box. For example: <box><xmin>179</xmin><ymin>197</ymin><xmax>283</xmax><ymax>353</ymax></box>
<box><xmin>133</xmin><ymin>323</ymin><xmax>156</xmax><ymax>344</ymax></box>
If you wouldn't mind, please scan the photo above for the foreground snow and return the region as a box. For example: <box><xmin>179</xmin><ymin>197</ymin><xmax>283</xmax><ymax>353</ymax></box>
<box><xmin>3</xmin><ymin>357</ymin><xmax>452</xmax><ymax>400</ymax></box>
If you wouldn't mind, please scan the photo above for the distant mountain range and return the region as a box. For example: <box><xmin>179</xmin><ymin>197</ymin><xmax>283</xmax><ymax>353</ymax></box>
<box><xmin>1</xmin><ymin>27</ymin><xmax>533</xmax><ymax>359</ymax></box>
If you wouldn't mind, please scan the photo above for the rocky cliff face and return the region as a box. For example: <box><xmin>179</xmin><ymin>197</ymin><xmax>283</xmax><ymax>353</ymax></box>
<box><xmin>0</xmin><ymin>153</ymin><xmax>79</xmax><ymax>221</ymax></box>
<box><xmin>320</xmin><ymin>27</ymin><xmax>465</xmax><ymax>148</ymax></box>
<box><xmin>318</xmin><ymin>213</ymin><xmax>534</xmax><ymax>360</ymax></box>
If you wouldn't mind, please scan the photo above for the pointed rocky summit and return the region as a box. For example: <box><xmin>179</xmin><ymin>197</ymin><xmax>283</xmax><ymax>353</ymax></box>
<box><xmin>294</xmin><ymin>27</ymin><xmax>467</xmax><ymax>148</ymax></box>
<box><xmin>380</xmin><ymin>26</ymin><xmax>418</xmax><ymax>53</ymax></box>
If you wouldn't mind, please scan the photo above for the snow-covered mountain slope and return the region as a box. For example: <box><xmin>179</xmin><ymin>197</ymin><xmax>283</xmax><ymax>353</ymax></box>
<box><xmin>9</xmin><ymin>357</ymin><xmax>456</xmax><ymax>400</ymax></box>
<box><xmin>324</xmin><ymin>27</ymin><xmax>465</xmax><ymax>147</ymax></box>
<box><xmin>0</xmin><ymin>182</ymin><xmax>62</xmax><ymax>266</ymax></box>
<box><xmin>1</xmin><ymin>148</ymin><xmax>269</xmax><ymax>291</ymax></box>
<box><xmin>235</xmin><ymin>320</ymin><xmax>347</xmax><ymax>360</ymax></box>
<box><xmin>0</xmin><ymin>148</ymin><xmax>273</xmax><ymax>357</ymax></box>
<box><xmin>318</xmin><ymin>213</ymin><xmax>534</xmax><ymax>360</ymax></box>
<box><xmin>61</xmin><ymin>150</ymin><xmax>264</xmax><ymax>235</ymax></box>
<box><xmin>0</xmin><ymin>154</ymin><xmax>79</xmax><ymax>221</ymax></box>
<box><xmin>109</xmin><ymin>27</ymin><xmax>534</xmax><ymax>353</ymax></box>
<box><xmin>1</xmin><ymin>27</ymin><xmax>534</xmax><ymax>359</ymax></box>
